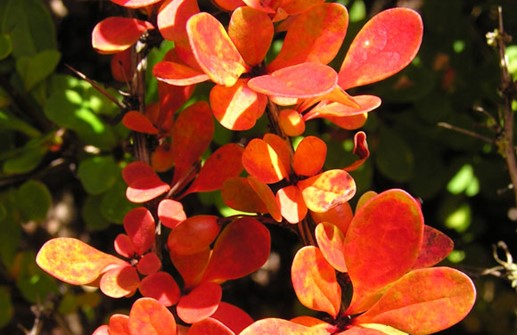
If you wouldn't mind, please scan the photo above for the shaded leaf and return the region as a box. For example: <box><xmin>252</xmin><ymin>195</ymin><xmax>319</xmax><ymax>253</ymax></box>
<box><xmin>413</xmin><ymin>225</ymin><xmax>454</xmax><ymax>269</ymax></box>
<box><xmin>355</xmin><ymin>267</ymin><xmax>476</xmax><ymax>334</ymax></box>
<box><xmin>279</xmin><ymin>108</ymin><xmax>305</xmax><ymax>136</ymax></box>
<box><xmin>187</xmin><ymin>318</ymin><xmax>233</xmax><ymax>335</ymax></box>
<box><xmin>202</xmin><ymin>217</ymin><xmax>270</xmax><ymax>282</ymax></box>
<box><xmin>212</xmin><ymin>302</ymin><xmax>254</xmax><ymax>334</ymax></box>
<box><xmin>167</xmin><ymin>215</ymin><xmax>220</xmax><ymax>255</ymax></box>
<box><xmin>136</xmin><ymin>252</ymin><xmax>162</xmax><ymax>275</ymax></box>
<box><xmin>16</xmin><ymin>49</ymin><xmax>60</xmax><ymax>90</ymax></box>
<box><xmin>177</xmin><ymin>282</ymin><xmax>222</xmax><ymax>324</ymax></box>
<box><xmin>108</xmin><ymin>314</ymin><xmax>129</xmax><ymax>335</ymax></box>
<box><xmin>315</xmin><ymin>223</ymin><xmax>347</xmax><ymax>273</ymax></box>
<box><xmin>122</xmin><ymin>111</ymin><xmax>159</xmax><ymax>134</ymax></box>
<box><xmin>123</xmin><ymin>207</ymin><xmax>156</xmax><ymax>255</ymax></box>
<box><xmin>170</xmin><ymin>248</ymin><xmax>210</xmax><ymax>289</ymax></box>
<box><xmin>213</xmin><ymin>0</ymin><xmax>245</xmax><ymax>11</ymax></box>
<box><xmin>298</xmin><ymin>169</ymin><xmax>356</xmax><ymax>213</ymax></box>
<box><xmin>310</xmin><ymin>202</ymin><xmax>353</xmax><ymax>236</ymax></box>
<box><xmin>339</xmin><ymin>8</ymin><xmax>423</xmax><ymax>89</ymax></box>
<box><xmin>293</xmin><ymin>136</ymin><xmax>326</xmax><ymax>177</ymax></box>
<box><xmin>139</xmin><ymin>271</ymin><xmax>181</xmax><ymax>306</ymax></box>
<box><xmin>78</xmin><ymin>156</ymin><xmax>119</xmax><ymax>195</ymax></box>
<box><xmin>114</xmin><ymin>234</ymin><xmax>136</xmax><ymax>259</ymax></box>
<box><xmin>92</xmin><ymin>17</ymin><xmax>154</xmax><ymax>54</ymax></box>
<box><xmin>221</xmin><ymin>177</ymin><xmax>269</xmax><ymax>214</ymax></box>
<box><xmin>100</xmin><ymin>265</ymin><xmax>140</xmax><ymax>298</ymax></box>
<box><xmin>248</xmin><ymin>176</ymin><xmax>282</xmax><ymax>222</ymax></box>
<box><xmin>36</xmin><ymin>238</ymin><xmax>126</xmax><ymax>285</ymax></box>
<box><xmin>128</xmin><ymin>298</ymin><xmax>177</xmax><ymax>335</ymax></box>
<box><xmin>292</xmin><ymin>246</ymin><xmax>341</xmax><ymax>318</ymax></box>
<box><xmin>16</xmin><ymin>179</ymin><xmax>51</xmax><ymax>222</ymax></box>
<box><xmin>122</xmin><ymin>161</ymin><xmax>170</xmax><ymax>203</ymax></box>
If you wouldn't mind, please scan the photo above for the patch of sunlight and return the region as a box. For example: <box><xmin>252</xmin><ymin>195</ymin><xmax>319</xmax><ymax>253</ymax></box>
<box><xmin>506</xmin><ymin>45</ymin><xmax>517</xmax><ymax>79</ymax></box>
<box><xmin>448</xmin><ymin>250</ymin><xmax>466</xmax><ymax>263</ymax></box>
<box><xmin>445</xmin><ymin>203</ymin><xmax>471</xmax><ymax>233</ymax></box>
<box><xmin>453</xmin><ymin>40</ymin><xmax>466</xmax><ymax>53</ymax></box>
<box><xmin>447</xmin><ymin>164</ymin><xmax>479</xmax><ymax>196</ymax></box>
<box><xmin>349</xmin><ymin>0</ymin><xmax>366</xmax><ymax>22</ymax></box>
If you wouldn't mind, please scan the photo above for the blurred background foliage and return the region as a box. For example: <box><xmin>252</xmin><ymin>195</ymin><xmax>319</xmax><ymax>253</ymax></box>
<box><xmin>0</xmin><ymin>0</ymin><xmax>516</xmax><ymax>334</ymax></box>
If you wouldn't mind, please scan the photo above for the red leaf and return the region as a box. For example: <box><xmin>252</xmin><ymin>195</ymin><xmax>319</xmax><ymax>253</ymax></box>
<box><xmin>249</xmin><ymin>63</ymin><xmax>337</xmax><ymax>98</ymax></box>
<box><xmin>92</xmin><ymin>17</ymin><xmax>154</xmax><ymax>54</ymax></box>
<box><xmin>315</xmin><ymin>223</ymin><xmax>347</xmax><ymax>273</ymax></box>
<box><xmin>167</xmin><ymin>215</ymin><xmax>221</xmax><ymax>255</ymax></box>
<box><xmin>111</xmin><ymin>49</ymin><xmax>132</xmax><ymax>82</ymax></box>
<box><xmin>291</xmin><ymin>246</ymin><xmax>341</xmax><ymax>318</ymax></box>
<box><xmin>170</xmin><ymin>249</ymin><xmax>210</xmax><ymax>289</ymax></box>
<box><xmin>136</xmin><ymin>252</ymin><xmax>161</xmax><ymax>275</ymax></box>
<box><xmin>210</xmin><ymin>80</ymin><xmax>267</xmax><ymax>130</ymax></box>
<box><xmin>354</xmin><ymin>267</ymin><xmax>476</xmax><ymax>334</ymax></box>
<box><xmin>139</xmin><ymin>271</ymin><xmax>181</xmax><ymax>306</ymax></box>
<box><xmin>129</xmin><ymin>298</ymin><xmax>177</xmax><ymax>335</ymax></box>
<box><xmin>158</xmin><ymin>199</ymin><xmax>187</xmax><ymax>229</ymax></box>
<box><xmin>187</xmin><ymin>318</ymin><xmax>234</xmax><ymax>335</ymax></box>
<box><xmin>304</xmin><ymin>95</ymin><xmax>381</xmax><ymax>121</ymax></box>
<box><xmin>344</xmin><ymin>189</ymin><xmax>424</xmax><ymax>314</ymax></box>
<box><xmin>158</xmin><ymin>0</ymin><xmax>200</xmax><ymax>42</ymax></box>
<box><xmin>36</xmin><ymin>238</ymin><xmax>126</xmax><ymax>285</ymax></box>
<box><xmin>123</xmin><ymin>207</ymin><xmax>156</xmax><ymax>255</ymax></box>
<box><xmin>267</xmin><ymin>3</ymin><xmax>348</xmax><ymax>71</ymax></box>
<box><xmin>310</xmin><ymin>202</ymin><xmax>353</xmax><ymax>236</ymax></box>
<box><xmin>228</xmin><ymin>7</ymin><xmax>273</xmax><ymax>66</ymax></box>
<box><xmin>243</xmin><ymin>138</ymin><xmax>288</xmax><ymax>183</ymax></box>
<box><xmin>100</xmin><ymin>265</ymin><xmax>140</xmax><ymax>298</ymax></box>
<box><xmin>177</xmin><ymin>282</ymin><xmax>222</xmax><ymax>324</ymax></box>
<box><xmin>122</xmin><ymin>161</ymin><xmax>170</xmax><ymax>203</ymax></box>
<box><xmin>114</xmin><ymin>234</ymin><xmax>137</xmax><ymax>259</ymax></box>
<box><xmin>298</xmin><ymin>169</ymin><xmax>356</xmax><ymax>213</ymax></box>
<box><xmin>339</xmin><ymin>8</ymin><xmax>423</xmax><ymax>89</ymax></box>
<box><xmin>153</xmin><ymin>61</ymin><xmax>210</xmax><ymax>86</ymax></box>
<box><xmin>240</xmin><ymin>318</ymin><xmax>330</xmax><ymax>335</ymax></box>
<box><xmin>108</xmin><ymin>314</ymin><xmax>130</xmax><ymax>335</ymax></box>
<box><xmin>344</xmin><ymin>131</ymin><xmax>370</xmax><ymax>172</ymax></box>
<box><xmin>122</xmin><ymin>111</ymin><xmax>159</xmax><ymax>134</ymax></box>
<box><xmin>248</xmin><ymin>176</ymin><xmax>282</xmax><ymax>222</ymax></box>
<box><xmin>212</xmin><ymin>302</ymin><xmax>254</xmax><ymax>334</ymax></box>
<box><xmin>293</xmin><ymin>136</ymin><xmax>326</xmax><ymax>177</ymax></box>
<box><xmin>111</xmin><ymin>0</ymin><xmax>162</xmax><ymax>8</ymax></box>
<box><xmin>412</xmin><ymin>225</ymin><xmax>454</xmax><ymax>269</ymax></box>
<box><xmin>171</xmin><ymin>101</ymin><xmax>214</xmax><ymax>184</ymax></box>
<box><xmin>156</xmin><ymin>81</ymin><xmax>195</xmax><ymax>132</ymax></box>
<box><xmin>202</xmin><ymin>217</ymin><xmax>270</xmax><ymax>282</ymax></box>
<box><xmin>276</xmin><ymin>185</ymin><xmax>307</xmax><ymax>224</ymax></box>
<box><xmin>187</xmin><ymin>12</ymin><xmax>248</xmax><ymax>86</ymax></box>
<box><xmin>221</xmin><ymin>177</ymin><xmax>269</xmax><ymax>214</ymax></box>
<box><xmin>184</xmin><ymin>143</ymin><xmax>244</xmax><ymax>195</ymax></box>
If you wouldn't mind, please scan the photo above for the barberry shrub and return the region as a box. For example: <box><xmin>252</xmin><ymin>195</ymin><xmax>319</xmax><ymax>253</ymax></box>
<box><xmin>35</xmin><ymin>1</ymin><xmax>477</xmax><ymax>334</ymax></box>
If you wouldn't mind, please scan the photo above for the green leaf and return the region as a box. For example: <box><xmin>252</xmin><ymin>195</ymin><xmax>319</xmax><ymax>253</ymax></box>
<box><xmin>101</xmin><ymin>175</ymin><xmax>135</xmax><ymax>224</ymax></box>
<box><xmin>0</xmin><ymin>193</ymin><xmax>21</xmax><ymax>267</ymax></box>
<box><xmin>375</xmin><ymin>128</ymin><xmax>413</xmax><ymax>183</ymax></box>
<box><xmin>16</xmin><ymin>49</ymin><xmax>61</xmax><ymax>90</ymax></box>
<box><xmin>0</xmin><ymin>33</ymin><xmax>12</xmax><ymax>60</ymax></box>
<box><xmin>78</xmin><ymin>156</ymin><xmax>119</xmax><ymax>195</ymax></box>
<box><xmin>0</xmin><ymin>286</ymin><xmax>13</xmax><ymax>328</ymax></box>
<box><xmin>0</xmin><ymin>109</ymin><xmax>41</xmax><ymax>137</ymax></box>
<box><xmin>15</xmin><ymin>251</ymin><xmax>58</xmax><ymax>304</ymax></box>
<box><xmin>16</xmin><ymin>179</ymin><xmax>52</xmax><ymax>222</ymax></box>
<box><xmin>2</xmin><ymin>139</ymin><xmax>47</xmax><ymax>175</ymax></box>
<box><xmin>82</xmin><ymin>195</ymin><xmax>111</xmax><ymax>231</ymax></box>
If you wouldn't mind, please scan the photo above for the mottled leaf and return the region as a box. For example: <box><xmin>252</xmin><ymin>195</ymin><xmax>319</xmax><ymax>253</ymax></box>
<box><xmin>413</xmin><ymin>225</ymin><xmax>454</xmax><ymax>269</ymax></box>
<box><xmin>128</xmin><ymin>298</ymin><xmax>177</xmax><ymax>335</ymax></box>
<box><xmin>100</xmin><ymin>265</ymin><xmax>140</xmax><ymax>298</ymax></box>
<box><xmin>315</xmin><ymin>223</ymin><xmax>347</xmax><ymax>273</ymax></box>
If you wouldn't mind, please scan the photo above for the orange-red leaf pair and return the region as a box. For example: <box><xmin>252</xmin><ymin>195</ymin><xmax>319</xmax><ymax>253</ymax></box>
<box><xmin>122</xmin><ymin>161</ymin><xmax>170</xmax><ymax>203</ymax></box>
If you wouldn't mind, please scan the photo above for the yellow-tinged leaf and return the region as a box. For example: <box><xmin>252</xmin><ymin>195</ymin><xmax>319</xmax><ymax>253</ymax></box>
<box><xmin>36</xmin><ymin>238</ymin><xmax>127</xmax><ymax>285</ymax></box>
<box><xmin>248</xmin><ymin>176</ymin><xmax>282</xmax><ymax>222</ymax></box>
<box><xmin>129</xmin><ymin>298</ymin><xmax>177</xmax><ymax>335</ymax></box>
<box><xmin>100</xmin><ymin>265</ymin><xmax>140</xmax><ymax>298</ymax></box>
<box><xmin>298</xmin><ymin>169</ymin><xmax>356</xmax><ymax>213</ymax></box>
<box><xmin>241</xmin><ymin>318</ymin><xmax>331</xmax><ymax>335</ymax></box>
<box><xmin>243</xmin><ymin>138</ymin><xmax>288</xmax><ymax>183</ymax></box>
<box><xmin>315</xmin><ymin>222</ymin><xmax>347</xmax><ymax>272</ymax></box>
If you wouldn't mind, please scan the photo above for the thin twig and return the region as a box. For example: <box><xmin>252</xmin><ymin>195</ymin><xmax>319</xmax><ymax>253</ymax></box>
<box><xmin>437</xmin><ymin>122</ymin><xmax>494</xmax><ymax>144</ymax></box>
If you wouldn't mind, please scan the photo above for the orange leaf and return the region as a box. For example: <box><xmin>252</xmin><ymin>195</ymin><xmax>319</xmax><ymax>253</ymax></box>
<box><xmin>248</xmin><ymin>176</ymin><xmax>282</xmax><ymax>222</ymax></box>
<box><xmin>187</xmin><ymin>12</ymin><xmax>248</xmax><ymax>86</ymax></box>
<box><xmin>229</xmin><ymin>7</ymin><xmax>273</xmax><ymax>66</ymax></box>
<box><xmin>202</xmin><ymin>217</ymin><xmax>270</xmax><ymax>282</ymax></box>
<box><xmin>183</xmin><ymin>143</ymin><xmax>244</xmax><ymax>195</ymax></box>
<box><xmin>276</xmin><ymin>185</ymin><xmax>307</xmax><ymax>224</ymax></box>
<box><xmin>177</xmin><ymin>282</ymin><xmax>222</xmax><ymax>324</ymax></box>
<box><xmin>123</xmin><ymin>207</ymin><xmax>156</xmax><ymax>255</ymax></box>
<box><xmin>158</xmin><ymin>199</ymin><xmax>187</xmax><ymax>229</ymax></box>
<box><xmin>187</xmin><ymin>318</ymin><xmax>234</xmax><ymax>335</ymax></box>
<box><xmin>221</xmin><ymin>177</ymin><xmax>269</xmax><ymax>214</ymax></box>
<box><xmin>310</xmin><ymin>202</ymin><xmax>353</xmax><ymax>236</ymax></box>
<box><xmin>158</xmin><ymin>0</ymin><xmax>200</xmax><ymax>42</ymax></box>
<box><xmin>100</xmin><ymin>265</ymin><xmax>140</xmax><ymax>298</ymax></box>
<box><xmin>291</xmin><ymin>246</ymin><xmax>341</xmax><ymax>318</ymax></box>
<box><xmin>122</xmin><ymin>111</ymin><xmax>159</xmax><ymax>134</ymax></box>
<box><xmin>339</xmin><ymin>8</ymin><xmax>423</xmax><ymax>89</ymax></box>
<box><xmin>170</xmin><ymin>248</ymin><xmax>211</xmax><ymax>289</ymax></box>
<box><xmin>111</xmin><ymin>0</ymin><xmax>162</xmax><ymax>8</ymax></box>
<box><xmin>128</xmin><ymin>298</ymin><xmax>177</xmax><ymax>335</ymax></box>
<box><xmin>213</xmin><ymin>0</ymin><xmax>246</xmax><ymax>11</ymax></box>
<box><xmin>293</xmin><ymin>136</ymin><xmax>326</xmax><ymax>177</ymax></box>
<box><xmin>243</xmin><ymin>138</ymin><xmax>288</xmax><ymax>183</ymax></box>
<box><xmin>139</xmin><ymin>271</ymin><xmax>181</xmax><ymax>306</ymax></box>
<box><xmin>315</xmin><ymin>223</ymin><xmax>347</xmax><ymax>273</ymax></box>
<box><xmin>212</xmin><ymin>302</ymin><xmax>254</xmax><ymax>334</ymax></box>
<box><xmin>326</xmin><ymin>113</ymin><xmax>368</xmax><ymax>131</ymax></box>
<box><xmin>241</xmin><ymin>0</ymin><xmax>277</xmax><ymax>13</ymax></box>
<box><xmin>344</xmin><ymin>189</ymin><xmax>424</xmax><ymax>314</ymax></box>
<box><xmin>279</xmin><ymin>109</ymin><xmax>306</xmax><ymax>136</ymax></box>
<box><xmin>210</xmin><ymin>80</ymin><xmax>267</xmax><ymax>130</ymax></box>
<box><xmin>267</xmin><ymin>3</ymin><xmax>348</xmax><ymax>71</ymax></box>
<box><xmin>304</xmin><ymin>95</ymin><xmax>381</xmax><ymax>121</ymax></box>
<box><xmin>297</xmin><ymin>169</ymin><xmax>356</xmax><ymax>213</ymax></box>
<box><xmin>108</xmin><ymin>314</ymin><xmax>129</xmax><ymax>335</ymax></box>
<box><xmin>167</xmin><ymin>215</ymin><xmax>221</xmax><ymax>255</ymax></box>
<box><xmin>248</xmin><ymin>63</ymin><xmax>337</xmax><ymax>98</ymax></box>
<box><xmin>241</xmin><ymin>318</ymin><xmax>330</xmax><ymax>335</ymax></box>
<box><xmin>36</xmin><ymin>237</ymin><xmax>126</xmax><ymax>285</ymax></box>
<box><xmin>412</xmin><ymin>225</ymin><xmax>454</xmax><ymax>269</ymax></box>
<box><xmin>354</xmin><ymin>267</ymin><xmax>476</xmax><ymax>334</ymax></box>
<box><xmin>122</xmin><ymin>161</ymin><xmax>170</xmax><ymax>203</ymax></box>
<box><xmin>263</xmin><ymin>133</ymin><xmax>292</xmax><ymax>177</ymax></box>
<box><xmin>171</xmin><ymin>101</ymin><xmax>214</xmax><ymax>184</ymax></box>
<box><xmin>92</xmin><ymin>17</ymin><xmax>154</xmax><ymax>54</ymax></box>
<box><xmin>282</xmin><ymin>0</ymin><xmax>325</xmax><ymax>15</ymax></box>
<box><xmin>153</xmin><ymin>61</ymin><xmax>210</xmax><ymax>86</ymax></box>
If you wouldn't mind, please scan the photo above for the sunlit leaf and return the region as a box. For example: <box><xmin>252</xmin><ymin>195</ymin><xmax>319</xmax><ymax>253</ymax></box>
<box><xmin>339</xmin><ymin>8</ymin><xmax>423</xmax><ymax>89</ymax></box>
<box><xmin>344</xmin><ymin>325</ymin><xmax>398</xmax><ymax>335</ymax></box>
<box><xmin>344</xmin><ymin>189</ymin><xmax>424</xmax><ymax>314</ymax></box>
<box><xmin>315</xmin><ymin>223</ymin><xmax>347</xmax><ymax>273</ymax></box>
<box><xmin>412</xmin><ymin>225</ymin><xmax>454</xmax><ymax>269</ymax></box>
<box><xmin>111</xmin><ymin>0</ymin><xmax>162</xmax><ymax>8</ymax></box>
<box><xmin>248</xmin><ymin>176</ymin><xmax>282</xmax><ymax>222</ymax></box>
<box><xmin>212</xmin><ymin>302</ymin><xmax>254</xmax><ymax>334</ymax></box>
<box><xmin>279</xmin><ymin>108</ymin><xmax>305</xmax><ymax>136</ymax></box>
<box><xmin>187</xmin><ymin>12</ymin><xmax>248</xmax><ymax>86</ymax></box>
<box><xmin>108</xmin><ymin>314</ymin><xmax>129</xmax><ymax>335</ymax></box>
<box><xmin>310</xmin><ymin>202</ymin><xmax>353</xmax><ymax>236</ymax></box>
<box><xmin>122</xmin><ymin>161</ymin><xmax>170</xmax><ymax>203</ymax></box>
<box><xmin>221</xmin><ymin>177</ymin><xmax>269</xmax><ymax>214</ymax></box>
<box><xmin>92</xmin><ymin>17</ymin><xmax>154</xmax><ymax>54</ymax></box>
<box><xmin>123</xmin><ymin>207</ymin><xmax>156</xmax><ymax>255</ymax></box>
<box><xmin>267</xmin><ymin>3</ymin><xmax>348</xmax><ymax>71</ymax></box>
<box><xmin>153</xmin><ymin>61</ymin><xmax>210</xmax><ymax>86</ymax></box>
<box><xmin>249</xmin><ymin>63</ymin><xmax>337</xmax><ymax>98</ymax></box>
<box><xmin>177</xmin><ymin>282</ymin><xmax>222</xmax><ymax>324</ymax></box>
<box><xmin>114</xmin><ymin>234</ymin><xmax>136</xmax><ymax>259</ymax></box>
<box><xmin>240</xmin><ymin>317</ymin><xmax>330</xmax><ymax>335</ymax></box>
<box><xmin>188</xmin><ymin>318</ymin><xmax>234</xmax><ymax>335</ymax></box>
<box><xmin>243</xmin><ymin>138</ymin><xmax>288</xmax><ymax>183</ymax></box>
<box><xmin>158</xmin><ymin>0</ymin><xmax>200</xmax><ymax>44</ymax></box>
<box><xmin>298</xmin><ymin>169</ymin><xmax>356</xmax><ymax>213</ymax></box>
<box><xmin>202</xmin><ymin>217</ymin><xmax>270</xmax><ymax>282</ymax></box>
<box><xmin>291</xmin><ymin>246</ymin><xmax>341</xmax><ymax>318</ymax></box>
<box><xmin>92</xmin><ymin>325</ymin><xmax>111</xmax><ymax>335</ymax></box>
<box><xmin>293</xmin><ymin>136</ymin><xmax>326</xmax><ymax>177</ymax></box>
<box><xmin>139</xmin><ymin>271</ymin><xmax>181</xmax><ymax>306</ymax></box>
<box><xmin>304</xmin><ymin>95</ymin><xmax>381</xmax><ymax>121</ymax></box>
<box><xmin>229</xmin><ymin>6</ymin><xmax>273</xmax><ymax>66</ymax></box>
<box><xmin>158</xmin><ymin>199</ymin><xmax>187</xmax><ymax>229</ymax></box>
<box><xmin>276</xmin><ymin>185</ymin><xmax>307</xmax><ymax>224</ymax></box>
<box><xmin>282</xmin><ymin>0</ymin><xmax>325</xmax><ymax>15</ymax></box>
<box><xmin>355</xmin><ymin>267</ymin><xmax>476</xmax><ymax>334</ymax></box>
<box><xmin>210</xmin><ymin>80</ymin><xmax>267</xmax><ymax>130</ymax></box>
<box><xmin>36</xmin><ymin>238</ymin><xmax>127</xmax><ymax>285</ymax></box>
<box><xmin>167</xmin><ymin>215</ymin><xmax>220</xmax><ymax>255</ymax></box>
<box><xmin>171</xmin><ymin>101</ymin><xmax>214</xmax><ymax>184</ymax></box>
<box><xmin>263</xmin><ymin>133</ymin><xmax>292</xmax><ymax>176</ymax></box>
<box><xmin>100</xmin><ymin>265</ymin><xmax>140</xmax><ymax>298</ymax></box>
<box><xmin>184</xmin><ymin>143</ymin><xmax>244</xmax><ymax>195</ymax></box>
<box><xmin>128</xmin><ymin>298</ymin><xmax>177</xmax><ymax>335</ymax></box>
